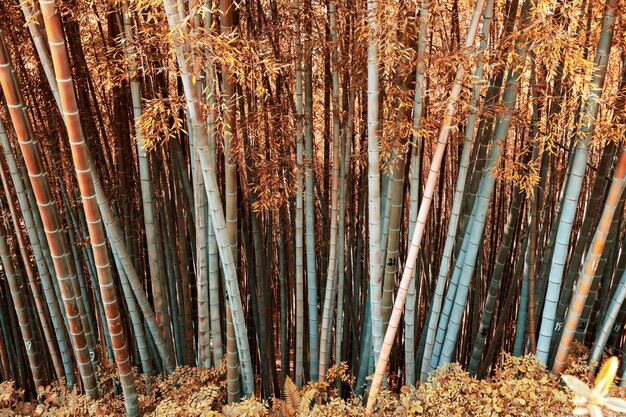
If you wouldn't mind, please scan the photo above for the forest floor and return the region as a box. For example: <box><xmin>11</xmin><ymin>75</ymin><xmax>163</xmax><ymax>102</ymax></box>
<box><xmin>1</xmin><ymin>345</ymin><xmax>625</xmax><ymax>417</ymax></box>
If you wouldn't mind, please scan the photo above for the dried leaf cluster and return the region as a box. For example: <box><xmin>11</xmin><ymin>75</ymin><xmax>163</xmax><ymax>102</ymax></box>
<box><xmin>1</xmin><ymin>354</ymin><xmax>626</xmax><ymax>417</ymax></box>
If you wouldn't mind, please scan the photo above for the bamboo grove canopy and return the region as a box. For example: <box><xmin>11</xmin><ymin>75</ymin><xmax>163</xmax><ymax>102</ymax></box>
<box><xmin>0</xmin><ymin>0</ymin><xmax>624</xmax><ymax>415</ymax></box>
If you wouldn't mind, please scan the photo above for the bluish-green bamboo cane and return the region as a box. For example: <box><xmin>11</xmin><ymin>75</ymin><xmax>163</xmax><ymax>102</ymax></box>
<box><xmin>366</xmin><ymin>0</ymin><xmax>384</xmax><ymax>367</ymax></box>
<box><xmin>577</xmin><ymin>201</ymin><xmax>623</xmax><ymax>345</ymax></box>
<box><xmin>335</xmin><ymin>83</ymin><xmax>353</xmax><ymax>371</ymax></box>
<box><xmin>91</xmin><ymin>165</ymin><xmax>174</xmax><ymax>374</ymax></box>
<box><xmin>551</xmin><ymin>142</ymin><xmax>616</xmax><ymax>348</ymax></box>
<box><xmin>553</xmin><ymin>143</ymin><xmax>626</xmax><ymax>373</ymax></box>
<box><xmin>108</xmin><ymin>231</ymin><xmax>154</xmax><ymax>377</ymax></box>
<box><xmin>536</xmin><ymin>0</ymin><xmax>617</xmax><ymax>365</ymax></box>
<box><xmin>366</xmin><ymin>1</ymin><xmax>487</xmax><ymax>411</ymax></box>
<box><xmin>406</xmin><ymin>0</ymin><xmax>432</xmax><ymax>380</ymax></box>
<box><xmin>591</xmin><ymin>266</ymin><xmax>626</xmax><ymax>372</ymax></box>
<box><xmin>420</xmin><ymin>0</ymin><xmax>492</xmax><ymax>379</ymax></box>
<box><xmin>163</xmin><ymin>0</ymin><xmax>255</xmax><ymax>394</ymax></box>
<box><xmin>294</xmin><ymin>1</ymin><xmax>305</xmax><ymax>385</ymax></box>
<box><xmin>468</xmin><ymin>189</ymin><xmax>523</xmax><ymax>374</ymax></box>
<box><xmin>318</xmin><ymin>0</ymin><xmax>341</xmax><ymax>379</ymax></box>
<box><xmin>304</xmin><ymin>20</ymin><xmax>319</xmax><ymax>382</ymax></box>
<box><xmin>437</xmin><ymin>15</ymin><xmax>532</xmax><ymax>365</ymax></box>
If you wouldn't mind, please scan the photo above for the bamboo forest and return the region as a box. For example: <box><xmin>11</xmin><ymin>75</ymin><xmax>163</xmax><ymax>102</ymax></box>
<box><xmin>2</xmin><ymin>0</ymin><xmax>626</xmax><ymax>415</ymax></box>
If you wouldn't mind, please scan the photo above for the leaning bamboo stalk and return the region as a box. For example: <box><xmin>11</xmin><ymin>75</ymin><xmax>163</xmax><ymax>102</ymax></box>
<box><xmin>536</xmin><ymin>0</ymin><xmax>618</xmax><ymax>364</ymax></box>
<box><xmin>91</xmin><ymin>165</ymin><xmax>174</xmax><ymax>373</ymax></box>
<box><xmin>365</xmin><ymin>0</ymin><xmax>486</xmax><ymax>412</ymax></box>
<box><xmin>577</xmin><ymin>204</ymin><xmax>622</xmax><ymax>345</ymax></box>
<box><xmin>162</xmin><ymin>0</ymin><xmax>254</xmax><ymax>395</ymax></box>
<box><xmin>420</xmin><ymin>0</ymin><xmax>492</xmax><ymax>378</ymax></box>
<box><xmin>0</xmin><ymin>117</ymin><xmax>71</xmax><ymax>379</ymax></box>
<box><xmin>553</xmin><ymin>143</ymin><xmax>626</xmax><ymax>373</ymax></box>
<box><xmin>19</xmin><ymin>1</ymin><xmax>61</xmax><ymax>109</ymax></box>
<box><xmin>121</xmin><ymin>4</ymin><xmax>174</xmax><ymax>360</ymax></box>
<box><xmin>0</xmin><ymin>221</ymin><xmax>44</xmax><ymax>388</ymax></box>
<box><xmin>407</xmin><ymin>0</ymin><xmax>430</xmax><ymax>384</ymax></box>
<box><xmin>0</xmin><ymin>159</ymin><xmax>64</xmax><ymax>381</ymax></box>
<box><xmin>551</xmin><ymin>142</ymin><xmax>616</xmax><ymax>349</ymax></box>
<box><xmin>435</xmin><ymin>0</ymin><xmax>533</xmax><ymax>369</ymax></box>
<box><xmin>49</xmin><ymin>3</ymin><xmax>174</xmax><ymax>375</ymax></box>
<box><xmin>109</xmin><ymin>240</ymin><xmax>154</xmax><ymax>377</ymax></box>
<box><xmin>0</xmin><ymin>28</ymin><xmax>97</xmax><ymax>397</ymax></box>
<box><xmin>59</xmin><ymin>185</ymin><xmax>102</xmax><ymax>366</ymax></box>
<box><xmin>38</xmin><ymin>1</ymin><xmax>138</xmax><ymax>413</ymax></box>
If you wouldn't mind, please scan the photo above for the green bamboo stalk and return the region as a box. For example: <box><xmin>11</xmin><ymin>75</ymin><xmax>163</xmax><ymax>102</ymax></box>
<box><xmin>366</xmin><ymin>0</ymin><xmax>384</xmax><ymax>365</ymax></box>
<box><xmin>163</xmin><ymin>0</ymin><xmax>254</xmax><ymax>395</ymax></box>
<box><xmin>407</xmin><ymin>0</ymin><xmax>430</xmax><ymax>384</ymax></box>
<box><xmin>365</xmin><ymin>0</ymin><xmax>486</xmax><ymax>412</ymax></box>
<box><xmin>0</xmin><ymin>150</ymin><xmax>65</xmax><ymax>381</ymax></box>
<box><xmin>467</xmin><ymin>188</ymin><xmax>523</xmax><ymax>375</ymax></box>
<box><xmin>553</xmin><ymin>144</ymin><xmax>626</xmax><ymax>372</ymax></box>
<box><xmin>318</xmin><ymin>0</ymin><xmax>341</xmax><ymax>379</ymax></box>
<box><xmin>420</xmin><ymin>0</ymin><xmax>492</xmax><ymax>379</ymax></box>
<box><xmin>303</xmin><ymin>0</ymin><xmax>319</xmax><ymax>381</ymax></box>
<box><xmin>536</xmin><ymin>0</ymin><xmax>618</xmax><ymax>364</ymax></box>
<box><xmin>294</xmin><ymin>2</ymin><xmax>305</xmax><ymax>383</ymax></box>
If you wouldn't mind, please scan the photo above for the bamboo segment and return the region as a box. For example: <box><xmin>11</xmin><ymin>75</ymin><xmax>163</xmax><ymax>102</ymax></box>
<box><xmin>0</xmin><ymin>28</ymin><xmax>97</xmax><ymax>398</ymax></box>
<box><xmin>0</xmin><ymin>126</ymin><xmax>66</xmax><ymax>382</ymax></box>
<box><xmin>536</xmin><ymin>0</ymin><xmax>618</xmax><ymax>364</ymax></box>
<box><xmin>553</xmin><ymin>143</ymin><xmax>626</xmax><ymax>373</ymax></box>
<box><xmin>420</xmin><ymin>0</ymin><xmax>493</xmax><ymax>380</ymax></box>
<box><xmin>408</xmin><ymin>0</ymin><xmax>430</xmax><ymax>384</ymax></box>
<box><xmin>366</xmin><ymin>0</ymin><xmax>383</xmax><ymax>365</ymax></box>
<box><xmin>317</xmin><ymin>0</ymin><xmax>342</xmax><ymax>380</ymax></box>
<box><xmin>38</xmin><ymin>1</ymin><xmax>138</xmax><ymax>414</ymax></box>
<box><xmin>303</xmin><ymin>0</ymin><xmax>319</xmax><ymax>381</ymax></box>
<box><xmin>365</xmin><ymin>0</ymin><xmax>486</xmax><ymax>413</ymax></box>
<box><xmin>162</xmin><ymin>0</ymin><xmax>254</xmax><ymax>395</ymax></box>
<box><xmin>294</xmin><ymin>0</ymin><xmax>305</xmax><ymax>384</ymax></box>
<box><xmin>0</xmin><ymin>222</ymin><xmax>44</xmax><ymax>388</ymax></box>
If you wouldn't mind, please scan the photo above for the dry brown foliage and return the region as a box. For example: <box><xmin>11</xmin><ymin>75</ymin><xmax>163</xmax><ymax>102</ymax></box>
<box><xmin>1</xmin><ymin>354</ymin><xmax>626</xmax><ymax>417</ymax></box>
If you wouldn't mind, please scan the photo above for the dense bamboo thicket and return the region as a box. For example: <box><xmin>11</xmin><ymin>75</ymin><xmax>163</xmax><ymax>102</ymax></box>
<box><xmin>0</xmin><ymin>0</ymin><xmax>625</xmax><ymax>415</ymax></box>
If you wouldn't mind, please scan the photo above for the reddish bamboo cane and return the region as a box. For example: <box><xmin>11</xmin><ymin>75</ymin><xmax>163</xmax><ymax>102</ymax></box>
<box><xmin>38</xmin><ymin>1</ymin><xmax>138</xmax><ymax>414</ymax></box>
<box><xmin>0</xmin><ymin>221</ymin><xmax>44</xmax><ymax>388</ymax></box>
<box><xmin>0</xmin><ymin>160</ymin><xmax>65</xmax><ymax>381</ymax></box>
<box><xmin>0</xmin><ymin>30</ymin><xmax>98</xmax><ymax>398</ymax></box>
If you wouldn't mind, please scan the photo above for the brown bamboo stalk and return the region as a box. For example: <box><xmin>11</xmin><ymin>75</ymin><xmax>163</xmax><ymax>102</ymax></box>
<box><xmin>0</xmin><ymin>221</ymin><xmax>44</xmax><ymax>388</ymax></box>
<box><xmin>0</xmin><ymin>29</ymin><xmax>98</xmax><ymax>398</ymax></box>
<box><xmin>38</xmin><ymin>1</ymin><xmax>139</xmax><ymax>413</ymax></box>
<box><xmin>0</xmin><ymin>159</ymin><xmax>64</xmax><ymax>381</ymax></box>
